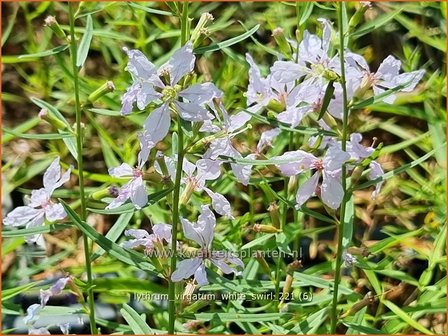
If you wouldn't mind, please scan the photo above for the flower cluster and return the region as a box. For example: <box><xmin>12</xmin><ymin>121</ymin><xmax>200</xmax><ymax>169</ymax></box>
<box><xmin>4</xmin><ymin>157</ymin><xmax>71</xmax><ymax>243</ymax></box>
<box><xmin>3</xmin><ymin>15</ymin><xmax>425</xmax><ymax>293</ymax></box>
<box><xmin>24</xmin><ymin>277</ymin><xmax>71</xmax><ymax>334</ymax></box>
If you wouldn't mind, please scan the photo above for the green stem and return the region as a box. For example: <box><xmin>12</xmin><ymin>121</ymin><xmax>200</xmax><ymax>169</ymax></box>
<box><xmin>168</xmin><ymin>3</ymin><xmax>189</xmax><ymax>333</ymax></box>
<box><xmin>168</xmin><ymin>115</ymin><xmax>184</xmax><ymax>334</ymax></box>
<box><xmin>330</xmin><ymin>3</ymin><xmax>350</xmax><ymax>333</ymax></box>
<box><xmin>68</xmin><ymin>3</ymin><xmax>97</xmax><ymax>334</ymax></box>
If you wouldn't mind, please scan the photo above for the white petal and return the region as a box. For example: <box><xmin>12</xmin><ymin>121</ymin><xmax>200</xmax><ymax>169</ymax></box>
<box><xmin>29</xmin><ymin>188</ymin><xmax>50</xmax><ymax>207</ymax></box>
<box><xmin>197</xmin><ymin>205</ymin><xmax>216</xmax><ymax>248</ymax></box>
<box><xmin>137</xmin><ymin>132</ymin><xmax>152</xmax><ymax>169</ymax></box>
<box><xmin>29</xmin><ymin>327</ymin><xmax>51</xmax><ymax>335</ymax></box>
<box><xmin>152</xmin><ymin>223</ymin><xmax>172</xmax><ymax>242</ymax></box>
<box><xmin>143</xmin><ymin>103</ymin><xmax>171</xmax><ymax>146</ymax></box>
<box><xmin>377</xmin><ymin>55</ymin><xmax>401</xmax><ymax>79</ymax></box>
<box><xmin>194</xmin><ymin>264</ymin><xmax>209</xmax><ymax>286</ymax></box>
<box><xmin>108</xmin><ymin>163</ymin><xmax>134</xmax><ymax>178</ymax></box>
<box><xmin>3</xmin><ymin>206</ymin><xmax>42</xmax><ymax>227</ymax></box>
<box><xmin>179</xmin><ymin>82</ymin><xmax>223</xmax><ymax>105</ymax></box>
<box><xmin>323</xmin><ymin>145</ymin><xmax>350</xmax><ymax>172</ymax></box>
<box><xmin>125</xmin><ymin>229</ymin><xmax>151</xmax><ymax>240</ymax></box>
<box><xmin>196</xmin><ymin>159</ymin><xmax>221</xmax><ymax>181</ymax></box>
<box><xmin>130</xmin><ymin>177</ymin><xmax>147</xmax><ymax>209</ymax></box>
<box><xmin>321</xmin><ymin>171</ymin><xmax>344</xmax><ymax>209</ymax></box>
<box><xmin>136</xmin><ymin>82</ymin><xmax>161</xmax><ymax>110</ymax></box>
<box><xmin>245</xmin><ymin>53</ymin><xmax>272</xmax><ymax>107</ymax></box>
<box><xmin>228</xmin><ymin>112</ymin><xmax>252</xmax><ymax>132</ymax></box>
<box><xmin>346</xmin><ymin>133</ymin><xmax>374</xmax><ymax>161</ymax></box>
<box><xmin>295</xmin><ymin>172</ymin><xmax>320</xmax><ymax>208</ymax></box>
<box><xmin>369</xmin><ymin>161</ymin><xmax>384</xmax><ymax>199</ymax></box>
<box><xmin>175</xmin><ymin>101</ymin><xmax>212</xmax><ymax>122</ymax></box>
<box><xmin>171</xmin><ymin>257</ymin><xmax>202</xmax><ymax>282</ymax></box>
<box><xmin>270</xmin><ymin>61</ymin><xmax>305</xmax><ymax>83</ymax></box>
<box><xmin>277</xmin><ymin>106</ymin><xmax>309</xmax><ymax>127</ymax></box>
<box><xmin>106</xmin><ymin>181</ymin><xmax>132</xmax><ymax>209</ymax></box>
<box><xmin>163</xmin><ymin>42</ymin><xmax>195</xmax><ymax>85</ymax></box>
<box><xmin>124</xmin><ymin>48</ymin><xmax>157</xmax><ymax>79</ymax></box>
<box><xmin>392</xmin><ymin>70</ymin><xmax>425</xmax><ymax>92</ymax></box>
<box><xmin>204</xmin><ymin>189</ymin><xmax>234</xmax><ymax>219</ymax></box>
<box><xmin>121</xmin><ymin>83</ymin><xmax>140</xmax><ymax>115</ymax></box>
<box><xmin>43</xmin><ymin>157</ymin><xmax>61</xmax><ymax>191</ymax></box>
<box><xmin>273</xmin><ymin>150</ymin><xmax>316</xmax><ymax>176</ymax></box>
<box><xmin>257</xmin><ymin>128</ymin><xmax>281</xmax><ymax>153</ymax></box>
<box><xmin>23</xmin><ymin>304</ymin><xmax>41</xmax><ymax>326</ymax></box>
<box><xmin>45</xmin><ymin>203</ymin><xmax>66</xmax><ymax>222</ymax></box>
<box><xmin>181</xmin><ymin>217</ymin><xmax>204</xmax><ymax>246</ymax></box>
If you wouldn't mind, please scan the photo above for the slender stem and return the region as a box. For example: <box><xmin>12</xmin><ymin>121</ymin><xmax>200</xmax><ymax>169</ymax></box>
<box><xmin>168</xmin><ymin>115</ymin><xmax>184</xmax><ymax>334</ymax></box>
<box><xmin>68</xmin><ymin>3</ymin><xmax>97</xmax><ymax>334</ymax></box>
<box><xmin>330</xmin><ymin>3</ymin><xmax>350</xmax><ymax>333</ymax></box>
<box><xmin>168</xmin><ymin>3</ymin><xmax>189</xmax><ymax>333</ymax></box>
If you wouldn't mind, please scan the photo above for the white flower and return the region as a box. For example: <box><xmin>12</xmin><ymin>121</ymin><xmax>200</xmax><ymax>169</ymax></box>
<box><xmin>171</xmin><ymin>205</ymin><xmax>244</xmax><ymax>286</ymax></box>
<box><xmin>4</xmin><ymin>157</ymin><xmax>71</xmax><ymax>242</ymax></box>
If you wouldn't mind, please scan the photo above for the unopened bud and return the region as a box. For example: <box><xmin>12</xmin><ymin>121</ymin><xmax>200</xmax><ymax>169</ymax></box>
<box><xmin>87</xmin><ymin>81</ymin><xmax>115</xmax><ymax>103</ymax></box>
<box><xmin>253</xmin><ymin>224</ymin><xmax>280</xmax><ymax>233</ymax></box>
<box><xmin>349</xmin><ymin>2</ymin><xmax>372</xmax><ymax>30</ymax></box>
<box><xmin>272</xmin><ymin>27</ymin><xmax>291</xmax><ymax>58</ymax></box>
<box><xmin>91</xmin><ymin>187</ymin><xmax>114</xmax><ymax>200</ymax></box>
<box><xmin>340</xmin><ymin>292</ymin><xmax>375</xmax><ymax>318</ymax></box>
<box><xmin>182</xmin><ymin>281</ymin><xmax>196</xmax><ymax>305</ymax></box>
<box><xmin>254</xmin><ymin>250</ymin><xmax>272</xmax><ymax>278</ymax></box>
<box><xmin>179</xmin><ymin>180</ymin><xmax>195</xmax><ymax>206</ymax></box>
<box><xmin>39</xmin><ymin>108</ymin><xmax>68</xmax><ymax>131</ymax></box>
<box><xmin>267</xmin><ymin>99</ymin><xmax>285</xmax><ymax>113</ymax></box>
<box><xmin>268</xmin><ymin>202</ymin><xmax>281</xmax><ymax>229</ymax></box>
<box><xmin>44</xmin><ymin>16</ymin><xmax>66</xmax><ymax>39</ymax></box>
<box><xmin>191</xmin><ymin>12</ymin><xmax>215</xmax><ymax>47</ymax></box>
<box><xmin>286</xmin><ymin>260</ymin><xmax>303</xmax><ymax>274</ymax></box>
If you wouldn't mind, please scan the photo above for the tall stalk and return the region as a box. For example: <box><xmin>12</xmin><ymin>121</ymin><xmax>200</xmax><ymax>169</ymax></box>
<box><xmin>68</xmin><ymin>3</ymin><xmax>97</xmax><ymax>334</ymax></box>
<box><xmin>168</xmin><ymin>2</ymin><xmax>189</xmax><ymax>334</ymax></box>
<box><xmin>330</xmin><ymin>3</ymin><xmax>350</xmax><ymax>333</ymax></box>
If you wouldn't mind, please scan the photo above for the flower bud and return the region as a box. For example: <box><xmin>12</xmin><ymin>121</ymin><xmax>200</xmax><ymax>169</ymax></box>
<box><xmin>267</xmin><ymin>99</ymin><xmax>285</xmax><ymax>113</ymax></box>
<box><xmin>254</xmin><ymin>250</ymin><xmax>273</xmax><ymax>279</ymax></box>
<box><xmin>340</xmin><ymin>291</ymin><xmax>375</xmax><ymax>318</ymax></box>
<box><xmin>272</xmin><ymin>27</ymin><xmax>291</xmax><ymax>58</ymax></box>
<box><xmin>44</xmin><ymin>16</ymin><xmax>66</xmax><ymax>39</ymax></box>
<box><xmin>348</xmin><ymin>2</ymin><xmax>371</xmax><ymax>30</ymax></box>
<box><xmin>87</xmin><ymin>81</ymin><xmax>115</xmax><ymax>103</ymax></box>
<box><xmin>91</xmin><ymin>187</ymin><xmax>113</xmax><ymax>200</ymax></box>
<box><xmin>286</xmin><ymin>260</ymin><xmax>303</xmax><ymax>274</ymax></box>
<box><xmin>191</xmin><ymin>12</ymin><xmax>214</xmax><ymax>48</ymax></box>
<box><xmin>38</xmin><ymin>108</ymin><xmax>69</xmax><ymax>131</ymax></box>
<box><xmin>253</xmin><ymin>224</ymin><xmax>280</xmax><ymax>233</ymax></box>
<box><xmin>180</xmin><ymin>180</ymin><xmax>196</xmax><ymax>206</ymax></box>
<box><xmin>268</xmin><ymin>202</ymin><xmax>281</xmax><ymax>229</ymax></box>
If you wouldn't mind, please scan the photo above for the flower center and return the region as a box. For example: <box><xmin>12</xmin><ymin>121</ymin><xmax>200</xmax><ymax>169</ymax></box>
<box><xmin>312</xmin><ymin>159</ymin><xmax>324</xmax><ymax>171</ymax></box>
<box><xmin>133</xmin><ymin>168</ymin><xmax>143</xmax><ymax>178</ymax></box>
<box><xmin>161</xmin><ymin>86</ymin><xmax>178</xmax><ymax>102</ymax></box>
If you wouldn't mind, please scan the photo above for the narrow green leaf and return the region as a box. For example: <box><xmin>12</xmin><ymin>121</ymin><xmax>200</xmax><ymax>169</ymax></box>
<box><xmin>354</xmin><ymin>145</ymin><xmax>442</xmax><ymax>190</ymax></box>
<box><xmin>76</xmin><ymin>15</ymin><xmax>93</xmax><ymax>67</ymax></box>
<box><xmin>60</xmin><ymin>201</ymin><xmax>157</xmax><ymax>275</ymax></box>
<box><xmin>299</xmin><ymin>2</ymin><xmax>314</xmax><ymax>26</ymax></box>
<box><xmin>317</xmin><ymin>80</ymin><xmax>335</xmax><ymax>120</ymax></box>
<box><xmin>342</xmin><ymin>193</ymin><xmax>354</xmax><ymax>249</ymax></box>
<box><xmin>2</xmin><ymin>128</ymin><xmax>73</xmax><ymax>140</ymax></box>
<box><xmin>2</xmin><ymin>283</ymin><xmax>37</xmax><ymax>302</ymax></box>
<box><xmin>88</xmin><ymin>188</ymin><xmax>173</xmax><ymax>214</ymax></box>
<box><xmin>120</xmin><ymin>303</ymin><xmax>153</xmax><ymax>335</ymax></box>
<box><xmin>91</xmin><ymin>212</ymin><xmax>133</xmax><ymax>261</ymax></box>
<box><xmin>16</xmin><ymin>45</ymin><xmax>69</xmax><ymax>61</ymax></box>
<box><xmin>2</xmin><ymin>224</ymin><xmax>73</xmax><ymax>238</ymax></box>
<box><xmin>195</xmin><ymin>24</ymin><xmax>260</xmax><ymax>54</ymax></box>
<box><xmin>382</xmin><ymin>300</ymin><xmax>434</xmax><ymax>335</ymax></box>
